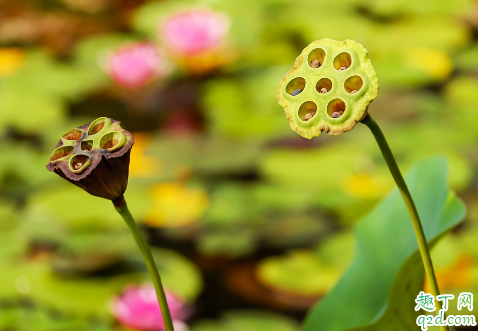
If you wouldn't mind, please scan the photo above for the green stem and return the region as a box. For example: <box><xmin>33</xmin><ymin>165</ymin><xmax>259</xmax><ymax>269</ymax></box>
<box><xmin>362</xmin><ymin>115</ymin><xmax>447</xmax><ymax>331</ymax></box>
<box><xmin>114</xmin><ymin>196</ymin><xmax>175</xmax><ymax>331</ymax></box>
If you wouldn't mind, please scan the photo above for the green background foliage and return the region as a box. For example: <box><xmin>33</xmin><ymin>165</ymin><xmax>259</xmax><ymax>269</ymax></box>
<box><xmin>0</xmin><ymin>0</ymin><xmax>477</xmax><ymax>330</ymax></box>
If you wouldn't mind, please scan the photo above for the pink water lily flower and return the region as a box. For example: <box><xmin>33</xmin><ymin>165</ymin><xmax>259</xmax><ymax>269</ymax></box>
<box><xmin>107</xmin><ymin>43</ymin><xmax>163</xmax><ymax>90</ymax></box>
<box><xmin>113</xmin><ymin>285</ymin><xmax>190</xmax><ymax>331</ymax></box>
<box><xmin>161</xmin><ymin>9</ymin><xmax>230</xmax><ymax>57</ymax></box>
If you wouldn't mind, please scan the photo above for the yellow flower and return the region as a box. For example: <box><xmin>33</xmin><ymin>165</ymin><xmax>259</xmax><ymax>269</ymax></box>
<box><xmin>425</xmin><ymin>254</ymin><xmax>475</xmax><ymax>293</ymax></box>
<box><xmin>405</xmin><ymin>47</ymin><xmax>453</xmax><ymax>80</ymax></box>
<box><xmin>145</xmin><ymin>182</ymin><xmax>209</xmax><ymax>228</ymax></box>
<box><xmin>128</xmin><ymin>133</ymin><xmax>162</xmax><ymax>178</ymax></box>
<box><xmin>342</xmin><ymin>173</ymin><xmax>391</xmax><ymax>199</ymax></box>
<box><xmin>0</xmin><ymin>48</ymin><xmax>26</xmax><ymax>77</ymax></box>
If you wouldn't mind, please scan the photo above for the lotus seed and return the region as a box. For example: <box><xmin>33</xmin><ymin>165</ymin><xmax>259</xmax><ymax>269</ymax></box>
<box><xmin>75</xmin><ymin>163</ymin><xmax>83</xmax><ymax>170</ymax></box>
<box><xmin>304</xmin><ymin>112</ymin><xmax>316</xmax><ymax>121</ymax></box>
<box><xmin>339</xmin><ymin>66</ymin><xmax>347</xmax><ymax>71</ymax></box>
<box><xmin>351</xmin><ymin>90</ymin><xmax>358</xmax><ymax>94</ymax></box>
<box><xmin>320</xmin><ymin>88</ymin><xmax>328</xmax><ymax>93</ymax></box>
<box><xmin>292</xmin><ymin>89</ymin><xmax>303</xmax><ymax>96</ymax></box>
<box><xmin>310</xmin><ymin>60</ymin><xmax>320</xmax><ymax>68</ymax></box>
<box><xmin>332</xmin><ymin>111</ymin><xmax>344</xmax><ymax>118</ymax></box>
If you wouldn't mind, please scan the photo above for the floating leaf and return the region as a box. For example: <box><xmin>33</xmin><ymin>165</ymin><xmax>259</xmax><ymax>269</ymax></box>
<box><xmin>0</xmin><ymin>90</ymin><xmax>65</xmax><ymax>134</ymax></box>
<box><xmin>192</xmin><ymin>310</ymin><xmax>298</xmax><ymax>331</ymax></box>
<box><xmin>303</xmin><ymin>157</ymin><xmax>466</xmax><ymax>331</ymax></box>
<box><xmin>148</xmin><ymin>134</ymin><xmax>262</xmax><ymax>174</ymax></box>
<box><xmin>256</xmin><ymin>250</ymin><xmax>343</xmax><ymax>296</ymax></box>
<box><xmin>23</xmin><ymin>182</ymin><xmax>152</xmax><ymax>234</ymax></box>
<box><xmin>256</xmin><ymin>232</ymin><xmax>354</xmax><ymax>295</ymax></box>
<box><xmin>0</xmin><ymin>305</ymin><xmax>114</xmax><ymax>331</ymax></box>
<box><xmin>197</xmin><ymin>228</ymin><xmax>257</xmax><ymax>258</ymax></box>
<box><xmin>135</xmin><ymin>248</ymin><xmax>204</xmax><ymax>301</ymax></box>
<box><xmin>0</xmin><ymin>247</ymin><xmax>202</xmax><ymax>319</ymax></box>
<box><xmin>201</xmin><ymin>68</ymin><xmax>291</xmax><ymax>139</ymax></box>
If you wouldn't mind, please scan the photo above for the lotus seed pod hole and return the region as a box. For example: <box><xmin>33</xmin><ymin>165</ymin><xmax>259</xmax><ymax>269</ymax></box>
<box><xmin>50</xmin><ymin>146</ymin><xmax>74</xmax><ymax>161</ymax></box>
<box><xmin>316</xmin><ymin>78</ymin><xmax>332</xmax><ymax>94</ymax></box>
<box><xmin>88</xmin><ymin>118</ymin><xmax>107</xmax><ymax>135</ymax></box>
<box><xmin>333</xmin><ymin>52</ymin><xmax>352</xmax><ymax>71</ymax></box>
<box><xmin>70</xmin><ymin>154</ymin><xmax>89</xmax><ymax>171</ymax></box>
<box><xmin>344</xmin><ymin>75</ymin><xmax>363</xmax><ymax>94</ymax></box>
<box><xmin>308</xmin><ymin>48</ymin><xmax>326</xmax><ymax>68</ymax></box>
<box><xmin>286</xmin><ymin>77</ymin><xmax>306</xmax><ymax>96</ymax></box>
<box><xmin>298</xmin><ymin>101</ymin><xmax>317</xmax><ymax>121</ymax></box>
<box><xmin>100</xmin><ymin>132</ymin><xmax>122</xmax><ymax>150</ymax></box>
<box><xmin>62</xmin><ymin>129</ymin><xmax>83</xmax><ymax>141</ymax></box>
<box><xmin>327</xmin><ymin>99</ymin><xmax>346</xmax><ymax>118</ymax></box>
<box><xmin>81</xmin><ymin>140</ymin><xmax>93</xmax><ymax>152</ymax></box>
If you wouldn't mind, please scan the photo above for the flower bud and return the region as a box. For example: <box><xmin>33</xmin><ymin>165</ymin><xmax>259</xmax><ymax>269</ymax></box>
<box><xmin>161</xmin><ymin>9</ymin><xmax>229</xmax><ymax>56</ymax></box>
<box><xmin>107</xmin><ymin>43</ymin><xmax>163</xmax><ymax>90</ymax></box>
<box><xmin>160</xmin><ymin>9</ymin><xmax>231</xmax><ymax>74</ymax></box>
<box><xmin>46</xmin><ymin>117</ymin><xmax>134</xmax><ymax>201</ymax></box>
<box><xmin>112</xmin><ymin>285</ymin><xmax>190</xmax><ymax>331</ymax></box>
<box><xmin>277</xmin><ymin>39</ymin><xmax>379</xmax><ymax>139</ymax></box>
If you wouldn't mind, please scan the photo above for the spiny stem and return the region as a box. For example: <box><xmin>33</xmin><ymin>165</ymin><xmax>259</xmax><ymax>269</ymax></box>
<box><xmin>361</xmin><ymin>114</ymin><xmax>448</xmax><ymax>331</ymax></box>
<box><xmin>114</xmin><ymin>196</ymin><xmax>175</xmax><ymax>331</ymax></box>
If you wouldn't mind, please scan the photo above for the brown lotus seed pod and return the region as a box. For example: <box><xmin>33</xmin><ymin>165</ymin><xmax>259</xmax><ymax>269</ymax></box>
<box><xmin>47</xmin><ymin>117</ymin><xmax>134</xmax><ymax>201</ymax></box>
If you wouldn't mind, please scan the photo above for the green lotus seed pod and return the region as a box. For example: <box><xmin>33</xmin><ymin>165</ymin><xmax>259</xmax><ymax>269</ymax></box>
<box><xmin>277</xmin><ymin>39</ymin><xmax>379</xmax><ymax>139</ymax></box>
<box><xmin>47</xmin><ymin>117</ymin><xmax>134</xmax><ymax>201</ymax></box>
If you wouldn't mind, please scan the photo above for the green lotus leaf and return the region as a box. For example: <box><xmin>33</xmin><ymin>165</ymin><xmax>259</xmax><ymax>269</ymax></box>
<box><xmin>202</xmin><ymin>68</ymin><xmax>290</xmax><ymax>139</ymax></box>
<box><xmin>0</xmin><ymin>247</ymin><xmax>201</xmax><ymax>318</ymax></box>
<box><xmin>302</xmin><ymin>157</ymin><xmax>466</xmax><ymax>331</ymax></box>
<box><xmin>192</xmin><ymin>310</ymin><xmax>298</xmax><ymax>331</ymax></box>
<box><xmin>0</xmin><ymin>305</ymin><xmax>114</xmax><ymax>331</ymax></box>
